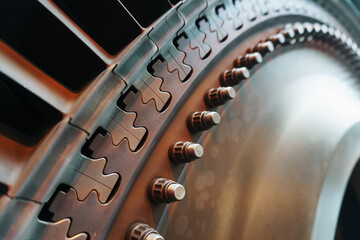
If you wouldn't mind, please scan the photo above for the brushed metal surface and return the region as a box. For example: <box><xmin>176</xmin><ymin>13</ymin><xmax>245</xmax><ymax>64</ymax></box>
<box><xmin>159</xmin><ymin>49</ymin><xmax>360</xmax><ymax>240</ymax></box>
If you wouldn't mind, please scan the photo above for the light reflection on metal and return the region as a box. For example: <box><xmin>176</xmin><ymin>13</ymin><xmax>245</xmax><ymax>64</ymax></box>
<box><xmin>159</xmin><ymin>49</ymin><xmax>360</xmax><ymax>240</ymax></box>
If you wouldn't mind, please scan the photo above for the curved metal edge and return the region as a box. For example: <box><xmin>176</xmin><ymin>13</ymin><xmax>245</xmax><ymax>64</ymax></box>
<box><xmin>311</xmin><ymin>122</ymin><xmax>360</xmax><ymax>240</ymax></box>
<box><xmin>2</xmin><ymin>0</ymin><xmax>359</xmax><ymax>239</ymax></box>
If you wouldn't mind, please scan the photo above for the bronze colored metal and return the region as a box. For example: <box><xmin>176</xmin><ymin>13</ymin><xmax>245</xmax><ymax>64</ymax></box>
<box><xmin>247</xmin><ymin>41</ymin><xmax>275</xmax><ymax>57</ymax></box>
<box><xmin>3</xmin><ymin>0</ymin><xmax>360</xmax><ymax>239</ymax></box>
<box><xmin>107</xmin><ymin>14</ymin><xmax>360</xmax><ymax>239</ymax></box>
<box><xmin>220</xmin><ymin>67</ymin><xmax>250</xmax><ymax>86</ymax></box>
<box><xmin>280</xmin><ymin>28</ymin><xmax>296</xmax><ymax>45</ymax></box>
<box><xmin>312</xmin><ymin>22</ymin><xmax>329</xmax><ymax>39</ymax></box>
<box><xmin>149</xmin><ymin>178</ymin><xmax>185</xmax><ymax>203</ymax></box>
<box><xmin>127</xmin><ymin>223</ymin><xmax>164</xmax><ymax>240</ymax></box>
<box><xmin>187</xmin><ymin>111</ymin><xmax>221</xmax><ymax>132</ymax></box>
<box><xmin>266</xmin><ymin>33</ymin><xmax>286</xmax><ymax>47</ymax></box>
<box><xmin>169</xmin><ymin>141</ymin><xmax>204</xmax><ymax>164</ymax></box>
<box><xmin>233</xmin><ymin>53</ymin><xmax>263</xmax><ymax>69</ymax></box>
<box><xmin>204</xmin><ymin>87</ymin><xmax>236</xmax><ymax>108</ymax></box>
<box><xmin>159</xmin><ymin>47</ymin><xmax>360</xmax><ymax>240</ymax></box>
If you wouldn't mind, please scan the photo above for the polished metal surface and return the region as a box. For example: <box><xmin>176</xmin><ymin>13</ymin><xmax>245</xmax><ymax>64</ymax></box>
<box><xmin>167</xmin><ymin>184</ymin><xmax>186</xmax><ymax>202</ymax></box>
<box><xmin>109</xmin><ymin>10</ymin><xmax>360</xmax><ymax>240</ymax></box>
<box><xmin>146</xmin><ymin>233</ymin><xmax>165</xmax><ymax>240</ymax></box>
<box><xmin>1</xmin><ymin>0</ymin><xmax>360</xmax><ymax>239</ymax></box>
<box><xmin>220</xmin><ymin>67</ymin><xmax>250</xmax><ymax>86</ymax></box>
<box><xmin>159</xmin><ymin>49</ymin><xmax>360</xmax><ymax>240</ymax></box>
<box><xmin>247</xmin><ymin>41</ymin><xmax>275</xmax><ymax>57</ymax></box>
<box><xmin>128</xmin><ymin>223</ymin><xmax>164</xmax><ymax>240</ymax></box>
<box><xmin>149</xmin><ymin>178</ymin><xmax>186</xmax><ymax>203</ymax></box>
<box><xmin>266</xmin><ymin>33</ymin><xmax>286</xmax><ymax>47</ymax></box>
<box><xmin>234</xmin><ymin>52</ymin><xmax>263</xmax><ymax>69</ymax></box>
<box><xmin>204</xmin><ymin>87</ymin><xmax>236</xmax><ymax>108</ymax></box>
<box><xmin>170</xmin><ymin>142</ymin><xmax>204</xmax><ymax>164</ymax></box>
<box><xmin>187</xmin><ymin>111</ymin><xmax>221</xmax><ymax>132</ymax></box>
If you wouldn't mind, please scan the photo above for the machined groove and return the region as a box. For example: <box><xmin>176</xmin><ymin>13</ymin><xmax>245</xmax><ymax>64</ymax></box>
<box><xmin>149</xmin><ymin>178</ymin><xmax>185</xmax><ymax>203</ymax></box>
<box><xmin>2</xmin><ymin>0</ymin><xmax>360</xmax><ymax>239</ymax></box>
<box><xmin>187</xmin><ymin>111</ymin><xmax>221</xmax><ymax>132</ymax></box>
<box><xmin>120</xmin><ymin>20</ymin><xmax>360</xmax><ymax>240</ymax></box>
<box><xmin>60</xmin><ymin>14</ymin><xmax>360</xmax><ymax>240</ymax></box>
<box><xmin>220</xmin><ymin>67</ymin><xmax>250</xmax><ymax>86</ymax></box>
<box><xmin>169</xmin><ymin>141</ymin><xmax>204</xmax><ymax>164</ymax></box>
<box><xmin>233</xmin><ymin>52</ymin><xmax>263</xmax><ymax>69</ymax></box>
<box><xmin>204</xmin><ymin>87</ymin><xmax>236</xmax><ymax>108</ymax></box>
<box><xmin>50</xmin><ymin>18</ymin><xmax>360</xmax><ymax>240</ymax></box>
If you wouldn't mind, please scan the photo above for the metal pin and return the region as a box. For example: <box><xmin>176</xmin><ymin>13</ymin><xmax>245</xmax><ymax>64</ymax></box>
<box><xmin>149</xmin><ymin>178</ymin><xmax>186</xmax><ymax>203</ymax></box>
<box><xmin>293</xmin><ymin>22</ymin><xmax>305</xmax><ymax>37</ymax></box>
<box><xmin>204</xmin><ymin>87</ymin><xmax>236</xmax><ymax>108</ymax></box>
<box><xmin>331</xmin><ymin>29</ymin><xmax>343</xmax><ymax>46</ymax></box>
<box><xmin>302</xmin><ymin>22</ymin><xmax>314</xmax><ymax>41</ymax></box>
<box><xmin>187</xmin><ymin>111</ymin><xmax>221</xmax><ymax>132</ymax></box>
<box><xmin>281</xmin><ymin>28</ymin><xmax>296</xmax><ymax>44</ymax></box>
<box><xmin>266</xmin><ymin>33</ymin><xmax>286</xmax><ymax>47</ymax></box>
<box><xmin>234</xmin><ymin>53</ymin><xmax>263</xmax><ymax>69</ymax></box>
<box><xmin>169</xmin><ymin>141</ymin><xmax>204</xmax><ymax>163</ymax></box>
<box><xmin>312</xmin><ymin>23</ymin><xmax>328</xmax><ymax>39</ymax></box>
<box><xmin>146</xmin><ymin>233</ymin><xmax>165</xmax><ymax>240</ymax></box>
<box><xmin>127</xmin><ymin>223</ymin><xmax>164</xmax><ymax>240</ymax></box>
<box><xmin>220</xmin><ymin>67</ymin><xmax>250</xmax><ymax>86</ymax></box>
<box><xmin>251</xmin><ymin>41</ymin><xmax>275</xmax><ymax>56</ymax></box>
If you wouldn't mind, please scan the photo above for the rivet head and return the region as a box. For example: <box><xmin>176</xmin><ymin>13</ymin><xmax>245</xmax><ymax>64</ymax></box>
<box><xmin>234</xmin><ymin>53</ymin><xmax>262</xmax><ymax>69</ymax></box>
<box><xmin>331</xmin><ymin>29</ymin><xmax>343</xmax><ymax>46</ymax></box>
<box><xmin>302</xmin><ymin>22</ymin><xmax>314</xmax><ymax>41</ymax></box>
<box><xmin>127</xmin><ymin>223</ymin><xmax>164</xmax><ymax>240</ymax></box>
<box><xmin>266</xmin><ymin>33</ymin><xmax>286</xmax><ymax>47</ymax></box>
<box><xmin>280</xmin><ymin>28</ymin><xmax>296</xmax><ymax>44</ymax></box>
<box><xmin>187</xmin><ymin>111</ymin><xmax>221</xmax><ymax>132</ymax></box>
<box><xmin>223</xmin><ymin>87</ymin><xmax>236</xmax><ymax>99</ymax></box>
<box><xmin>253</xmin><ymin>41</ymin><xmax>275</xmax><ymax>56</ymax></box>
<box><xmin>220</xmin><ymin>67</ymin><xmax>249</xmax><ymax>86</ymax></box>
<box><xmin>206</xmin><ymin>112</ymin><xmax>221</xmax><ymax>124</ymax></box>
<box><xmin>302</xmin><ymin>22</ymin><xmax>313</xmax><ymax>35</ymax></box>
<box><xmin>149</xmin><ymin>178</ymin><xmax>186</xmax><ymax>203</ymax></box>
<box><xmin>167</xmin><ymin>183</ymin><xmax>186</xmax><ymax>201</ymax></box>
<box><xmin>312</xmin><ymin>23</ymin><xmax>328</xmax><ymax>39</ymax></box>
<box><xmin>293</xmin><ymin>22</ymin><xmax>305</xmax><ymax>36</ymax></box>
<box><xmin>205</xmin><ymin>87</ymin><xmax>236</xmax><ymax>108</ymax></box>
<box><xmin>186</xmin><ymin>143</ymin><xmax>204</xmax><ymax>159</ymax></box>
<box><xmin>146</xmin><ymin>233</ymin><xmax>165</xmax><ymax>240</ymax></box>
<box><xmin>169</xmin><ymin>141</ymin><xmax>204</xmax><ymax>163</ymax></box>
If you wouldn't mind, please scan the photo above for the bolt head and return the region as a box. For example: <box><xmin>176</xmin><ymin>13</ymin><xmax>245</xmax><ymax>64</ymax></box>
<box><xmin>265</xmin><ymin>41</ymin><xmax>275</xmax><ymax>53</ymax></box>
<box><xmin>167</xmin><ymin>183</ymin><xmax>186</xmax><ymax>201</ymax></box>
<box><xmin>235</xmin><ymin>67</ymin><xmax>250</xmax><ymax>80</ymax></box>
<box><xmin>209</xmin><ymin>112</ymin><xmax>221</xmax><ymax>125</ymax></box>
<box><xmin>188</xmin><ymin>143</ymin><xmax>204</xmax><ymax>159</ymax></box>
<box><xmin>145</xmin><ymin>233</ymin><xmax>164</xmax><ymax>240</ymax></box>
<box><xmin>252</xmin><ymin>52</ymin><xmax>263</xmax><ymax>64</ymax></box>
<box><xmin>224</xmin><ymin>87</ymin><xmax>236</xmax><ymax>100</ymax></box>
